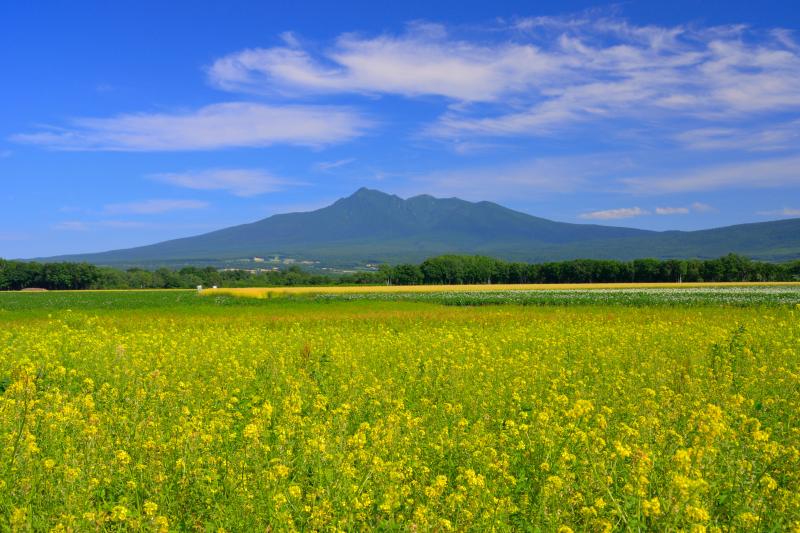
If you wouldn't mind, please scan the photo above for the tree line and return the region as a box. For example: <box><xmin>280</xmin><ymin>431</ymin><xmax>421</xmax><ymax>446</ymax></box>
<box><xmin>1</xmin><ymin>254</ymin><xmax>799</xmax><ymax>291</ymax></box>
<box><xmin>382</xmin><ymin>254</ymin><xmax>800</xmax><ymax>285</ymax></box>
<box><xmin>0</xmin><ymin>260</ymin><xmax>340</xmax><ymax>291</ymax></box>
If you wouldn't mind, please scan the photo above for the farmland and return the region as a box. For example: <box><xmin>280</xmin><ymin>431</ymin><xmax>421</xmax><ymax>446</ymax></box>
<box><xmin>1</xmin><ymin>287</ymin><xmax>799</xmax><ymax>531</ymax></box>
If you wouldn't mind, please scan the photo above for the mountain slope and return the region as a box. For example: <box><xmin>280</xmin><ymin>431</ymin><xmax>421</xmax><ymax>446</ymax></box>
<box><xmin>39</xmin><ymin>188</ymin><xmax>800</xmax><ymax>267</ymax></box>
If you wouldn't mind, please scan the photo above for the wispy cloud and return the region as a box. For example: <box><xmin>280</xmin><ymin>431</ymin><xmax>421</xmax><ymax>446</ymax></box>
<box><xmin>0</xmin><ymin>231</ymin><xmax>28</xmax><ymax>241</ymax></box>
<box><xmin>655</xmin><ymin>206</ymin><xmax>690</xmax><ymax>215</ymax></box>
<box><xmin>150</xmin><ymin>168</ymin><xmax>297</xmax><ymax>197</ymax></box>
<box><xmin>103</xmin><ymin>199</ymin><xmax>209</xmax><ymax>215</ymax></box>
<box><xmin>579</xmin><ymin>207</ymin><xmax>648</xmax><ymax>220</ymax></box>
<box><xmin>53</xmin><ymin>220</ymin><xmax>215</xmax><ymax>232</ymax></box>
<box><xmin>55</xmin><ymin>220</ymin><xmax>157</xmax><ymax>231</ymax></box>
<box><xmin>623</xmin><ymin>155</ymin><xmax>800</xmax><ymax>193</ymax></box>
<box><xmin>209</xmin><ymin>18</ymin><xmax>800</xmax><ymax>142</ymax></box>
<box><xmin>690</xmin><ymin>202</ymin><xmax>716</xmax><ymax>213</ymax></box>
<box><xmin>53</xmin><ymin>221</ymin><xmax>92</xmax><ymax>231</ymax></box>
<box><xmin>208</xmin><ymin>22</ymin><xmax>562</xmax><ymax>101</ymax></box>
<box><xmin>314</xmin><ymin>158</ymin><xmax>355</xmax><ymax>171</ymax></box>
<box><xmin>12</xmin><ymin>102</ymin><xmax>371</xmax><ymax>151</ymax></box>
<box><xmin>756</xmin><ymin>207</ymin><xmax>800</xmax><ymax>217</ymax></box>
<box><xmin>675</xmin><ymin>121</ymin><xmax>800</xmax><ymax>152</ymax></box>
<box><xmin>580</xmin><ymin>201</ymin><xmax>711</xmax><ymax>219</ymax></box>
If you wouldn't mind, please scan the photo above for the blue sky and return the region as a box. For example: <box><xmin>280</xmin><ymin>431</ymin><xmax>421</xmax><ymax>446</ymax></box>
<box><xmin>1</xmin><ymin>0</ymin><xmax>799</xmax><ymax>258</ymax></box>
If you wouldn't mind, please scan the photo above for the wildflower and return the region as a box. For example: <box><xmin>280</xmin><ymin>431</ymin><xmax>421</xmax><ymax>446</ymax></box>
<box><xmin>111</xmin><ymin>505</ymin><xmax>128</xmax><ymax>522</ymax></box>
<box><xmin>154</xmin><ymin>516</ymin><xmax>169</xmax><ymax>532</ymax></box>
<box><xmin>115</xmin><ymin>450</ymin><xmax>131</xmax><ymax>466</ymax></box>
<box><xmin>64</xmin><ymin>466</ymin><xmax>81</xmax><ymax>482</ymax></box>
<box><xmin>143</xmin><ymin>501</ymin><xmax>158</xmax><ymax>517</ymax></box>
<box><xmin>273</xmin><ymin>463</ymin><xmax>290</xmax><ymax>478</ymax></box>
<box><xmin>736</xmin><ymin>512</ymin><xmax>760</xmax><ymax>528</ymax></box>
<box><xmin>642</xmin><ymin>497</ymin><xmax>661</xmax><ymax>517</ymax></box>
<box><xmin>10</xmin><ymin>508</ymin><xmax>27</xmax><ymax>529</ymax></box>
<box><xmin>686</xmin><ymin>505</ymin><xmax>710</xmax><ymax>522</ymax></box>
<box><xmin>464</xmin><ymin>469</ymin><xmax>485</xmax><ymax>487</ymax></box>
<box><xmin>243</xmin><ymin>423</ymin><xmax>260</xmax><ymax>440</ymax></box>
<box><xmin>760</xmin><ymin>475</ymin><xmax>778</xmax><ymax>492</ymax></box>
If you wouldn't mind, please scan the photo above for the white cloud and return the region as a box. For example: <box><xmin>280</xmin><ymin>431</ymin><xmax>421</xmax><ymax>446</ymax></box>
<box><xmin>53</xmin><ymin>221</ymin><xmax>91</xmax><ymax>231</ymax></box>
<box><xmin>613</xmin><ymin>203</ymin><xmax>714</xmax><ymax>216</ymax></box>
<box><xmin>655</xmin><ymin>206</ymin><xmax>690</xmax><ymax>215</ymax></box>
<box><xmin>208</xmin><ymin>18</ymin><xmax>800</xmax><ymax>141</ymax></box>
<box><xmin>208</xmin><ymin>23</ymin><xmax>563</xmax><ymax>101</ymax></box>
<box><xmin>691</xmin><ymin>202</ymin><xmax>716</xmax><ymax>213</ymax></box>
<box><xmin>53</xmin><ymin>220</ymin><xmax>213</xmax><ymax>232</ymax></box>
<box><xmin>579</xmin><ymin>207</ymin><xmax>648</xmax><ymax>220</ymax></box>
<box><xmin>12</xmin><ymin>102</ymin><xmax>371</xmax><ymax>151</ymax></box>
<box><xmin>676</xmin><ymin>121</ymin><xmax>800</xmax><ymax>151</ymax></box>
<box><xmin>0</xmin><ymin>231</ymin><xmax>28</xmax><ymax>241</ymax></box>
<box><xmin>314</xmin><ymin>158</ymin><xmax>355</xmax><ymax>171</ymax></box>
<box><xmin>55</xmin><ymin>220</ymin><xmax>153</xmax><ymax>231</ymax></box>
<box><xmin>756</xmin><ymin>207</ymin><xmax>800</xmax><ymax>217</ymax></box>
<box><xmin>103</xmin><ymin>199</ymin><xmax>209</xmax><ymax>215</ymax></box>
<box><xmin>151</xmin><ymin>168</ymin><xmax>296</xmax><ymax>197</ymax></box>
<box><xmin>623</xmin><ymin>155</ymin><xmax>800</xmax><ymax>193</ymax></box>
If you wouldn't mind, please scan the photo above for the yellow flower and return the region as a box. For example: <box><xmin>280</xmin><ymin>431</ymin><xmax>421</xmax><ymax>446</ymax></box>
<box><xmin>686</xmin><ymin>505</ymin><xmax>710</xmax><ymax>522</ymax></box>
<box><xmin>273</xmin><ymin>463</ymin><xmax>290</xmax><ymax>479</ymax></box>
<box><xmin>243</xmin><ymin>423</ymin><xmax>260</xmax><ymax>440</ymax></box>
<box><xmin>143</xmin><ymin>500</ymin><xmax>158</xmax><ymax>517</ymax></box>
<box><xmin>10</xmin><ymin>507</ymin><xmax>27</xmax><ymax>528</ymax></box>
<box><xmin>642</xmin><ymin>497</ymin><xmax>661</xmax><ymax>517</ymax></box>
<box><xmin>155</xmin><ymin>516</ymin><xmax>169</xmax><ymax>533</ymax></box>
<box><xmin>111</xmin><ymin>505</ymin><xmax>128</xmax><ymax>522</ymax></box>
<box><xmin>760</xmin><ymin>475</ymin><xmax>778</xmax><ymax>491</ymax></box>
<box><xmin>115</xmin><ymin>450</ymin><xmax>131</xmax><ymax>466</ymax></box>
<box><xmin>736</xmin><ymin>512</ymin><xmax>760</xmax><ymax>528</ymax></box>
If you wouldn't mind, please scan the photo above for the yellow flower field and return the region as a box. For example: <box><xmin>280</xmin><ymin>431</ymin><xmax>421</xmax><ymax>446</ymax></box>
<box><xmin>204</xmin><ymin>281</ymin><xmax>800</xmax><ymax>299</ymax></box>
<box><xmin>1</xmin><ymin>294</ymin><xmax>799</xmax><ymax>531</ymax></box>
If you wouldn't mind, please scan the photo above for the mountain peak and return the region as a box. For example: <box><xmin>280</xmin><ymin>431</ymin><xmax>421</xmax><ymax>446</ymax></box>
<box><xmin>336</xmin><ymin>188</ymin><xmax>403</xmax><ymax>209</ymax></box>
<box><xmin>349</xmin><ymin>187</ymin><xmax>393</xmax><ymax>199</ymax></box>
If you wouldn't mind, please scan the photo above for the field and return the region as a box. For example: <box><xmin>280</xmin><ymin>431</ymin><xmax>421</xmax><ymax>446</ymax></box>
<box><xmin>1</xmin><ymin>287</ymin><xmax>799</xmax><ymax>531</ymax></box>
<box><xmin>205</xmin><ymin>281</ymin><xmax>800</xmax><ymax>297</ymax></box>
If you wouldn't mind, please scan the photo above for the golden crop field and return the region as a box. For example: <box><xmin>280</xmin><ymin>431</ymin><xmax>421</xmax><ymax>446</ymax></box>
<box><xmin>0</xmin><ymin>291</ymin><xmax>799</xmax><ymax>531</ymax></box>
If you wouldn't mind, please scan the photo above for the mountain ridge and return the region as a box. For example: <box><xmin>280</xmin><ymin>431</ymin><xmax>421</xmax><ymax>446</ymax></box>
<box><xmin>36</xmin><ymin>188</ymin><xmax>800</xmax><ymax>268</ymax></box>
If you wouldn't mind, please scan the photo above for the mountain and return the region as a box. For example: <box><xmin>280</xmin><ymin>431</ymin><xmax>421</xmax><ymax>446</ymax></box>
<box><xmin>39</xmin><ymin>188</ymin><xmax>800</xmax><ymax>268</ymax></box>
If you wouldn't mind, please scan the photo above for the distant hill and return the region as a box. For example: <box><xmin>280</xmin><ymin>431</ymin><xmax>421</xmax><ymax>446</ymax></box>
<box><xmin>38</xmin><ymin>188</ymin><xmax>800</xmax><ymax>267</ymax></box>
